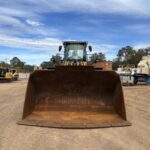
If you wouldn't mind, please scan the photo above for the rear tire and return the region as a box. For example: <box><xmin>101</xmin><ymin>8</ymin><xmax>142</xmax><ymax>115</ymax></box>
<box><xmin>133</xmin><ymin>77</ymin><xmax>138</xmax><ymax>84</ymax></box>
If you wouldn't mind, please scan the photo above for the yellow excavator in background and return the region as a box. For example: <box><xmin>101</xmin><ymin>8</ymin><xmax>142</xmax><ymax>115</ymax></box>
<box><xmin>0</xmin><ymin>68</ymin><xmax>19</xmax><ymax>81</ymax></box>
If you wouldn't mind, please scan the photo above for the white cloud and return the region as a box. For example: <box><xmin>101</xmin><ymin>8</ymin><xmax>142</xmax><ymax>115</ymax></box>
<box><xmin>0</xmin><ymin>35</ymin><xmax>117</xmax><ymax>53</ymax></box>
<box><xmin>0</xmin><ymin>1</ymin><xmax>149</xmax><ymax>39</ymax></box>
<box><xmin>0</xmin><ymin>0</ymin><xmax>150</xmax><ymax>64</ymax></box>
<box><xmin>91</xmin><ymin>43</ymin><xmax>118</xmax><ymax>60</ymax></box>
<box><xmin>0</xmin><ymin>35</ymin><xmax>61</xmax><ymax>65</ymax></box>
<box><xmin>0</xmin><ymin>14</ymin><xmax>58</xmax><ymax>37</ymax></box>
<box><xmin>0</xmin><ymin>35</ymin><xmax>117</xmax><ymax>64</ymax></box>
<box><xmin>92</xmin><ymin>44</ymin><xmax>117</xmax><ymax>53</ymax></box>
<box><xmin>0</xmin><ymin>15</ymin><xmax>25</xmax><ymax>27</ymax></box>
<box><xmin>126</xmin><ymin>24</ymin><xmax>150</xmax><ymax>34</ymax></box>
<box><xmin>0</xmin><ymin>0</ymin><xmax>150</xmax><ymax>17</ymax></box>
<box><xmin>0</xmin><ymin>6</ymin><xmax>35</xmax><ymax>18</ymax></box>
<box><xmin>26</xmin><ymin>19</ymin><xmax>44</xmax><ymax>27</ymax></box>
<box><xmin>133</xmin><ymin>43</ymin><xmax>150</xmax><ymax>50</ymax></box>
<box><xmin>0</xmin><ymin>35</ymin><xmax>61</xmax><ymax>51</ymax></box>
<box><xmin>39</xmin><ymin>0</ymin><xmax>150</xmax><ymax>17</ymax></box>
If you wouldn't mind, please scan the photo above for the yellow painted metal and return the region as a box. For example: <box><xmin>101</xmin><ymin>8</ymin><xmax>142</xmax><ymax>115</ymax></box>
<box><xmin>5</xmin><ymin>72</ymin><xmax>13</xmax><ymax>79</ymax></box>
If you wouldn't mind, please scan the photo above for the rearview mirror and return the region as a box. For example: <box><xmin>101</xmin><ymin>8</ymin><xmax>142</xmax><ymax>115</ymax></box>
<box><xmin>89</xmin><ymin>46</ymin><xmax>92</xmax><ymax>52</ymax></box>
<box><xmin>59</xmin><ymin>46</ymin><xmax>62</xmax><ymax>52</ymax></box>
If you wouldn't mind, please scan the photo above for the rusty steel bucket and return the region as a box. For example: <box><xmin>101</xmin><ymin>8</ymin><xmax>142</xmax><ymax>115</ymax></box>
<box><xmin>18</xmin><ymin>66</ymin><xmax>131</xmax><ymax>128</ymax></box>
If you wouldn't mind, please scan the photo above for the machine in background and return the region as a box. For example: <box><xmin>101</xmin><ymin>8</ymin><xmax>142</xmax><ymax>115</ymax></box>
<box><xmin>0</xmin><ymin>68</ymin><xmax>19</xmax><ymax>81</ymax></box>
<box><xmin>117</xmin><ymin>56</ymin><xmax>150</xmax><ymax>85</ymax></box>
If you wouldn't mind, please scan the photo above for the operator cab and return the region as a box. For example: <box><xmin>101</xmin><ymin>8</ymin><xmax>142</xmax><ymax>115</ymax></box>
<box><xmin>0</xmin><ymin>68</ymin><xmax>9</xmax><ymax>77</ymax></box>
<box><xmin>59</xmin><ymin>41</ymin><xmax>92</xmax><ymax>61</ymax></box>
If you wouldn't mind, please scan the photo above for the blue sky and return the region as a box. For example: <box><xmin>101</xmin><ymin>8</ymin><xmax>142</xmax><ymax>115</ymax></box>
<box><xmin>0</xmin><ymin>0</ymin><xmax>150</xmax><ymax>65</ymax></box>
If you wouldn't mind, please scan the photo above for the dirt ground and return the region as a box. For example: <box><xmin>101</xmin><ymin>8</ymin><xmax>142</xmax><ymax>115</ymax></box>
<box><xmin>0</xmin><ymin>80</ymin><xmax>150</xmax><ymax>150</ymax></box>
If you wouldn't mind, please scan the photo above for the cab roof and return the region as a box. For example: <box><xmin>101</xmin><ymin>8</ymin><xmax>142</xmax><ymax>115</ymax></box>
<box><xmin>63</xmin><ymin>41</ymin><xmax>88</xmax><ymax>46</ymax></box>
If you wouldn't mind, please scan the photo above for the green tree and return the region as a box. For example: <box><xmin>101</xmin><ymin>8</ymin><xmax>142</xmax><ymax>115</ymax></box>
<box><xmin>40</xmin><ymin>61</ymin><xmax>54</xmax><ymax>69</ymax></box>
<box><xmin>90</xmin><ymin>52</ymin><xmax>106</xmax><ymax>63</ymax></box>
<box><xmin>112</xmin><ymin>46</ymin><xmax>150</xmax><ymax>70</ymax></box>
<box><xmin>0</xmin><ymin>61</ymin><xmax>10</xmax><ymax>68</ymax></box>
<box><xmin>112</xmin><ymin>58</ymin><xmax>123</xmax><ymax>70</ymax></box>
<box><xmin>24</xmin><ymin>65</ymin><xmax>34</xmax><ymax>72</ymax></box>
<box><xmin>135</xmin><ymin>49</ymin><xmax>146</xmax><ymax>65</ymax></box>
<box><xmin>10</xmin><ymin>57</ymin><xmax>25</xmax><ymax>68</ymax></box>
<box><xmin>144</xmin><ymin>47</ymin><xmax>150</xmax><ymax>55</ymax></box>
<box><xmin>117</xmin><ymin>46</ymin><xmax>136</xmax><ymax>65</ymax></box>
<box><xmin>40</xmin><ymin>54</ymin><xmax>62</xmax><ymax>69</ymax></box>
<box><xmin>51</xmin><ymin>54</ymin><xmax>62</xmax><ymax>65</ymax></box>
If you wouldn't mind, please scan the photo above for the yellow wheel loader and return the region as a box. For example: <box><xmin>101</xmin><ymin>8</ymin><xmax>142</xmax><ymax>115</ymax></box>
<box><xmin>18</xmin><ymin>41</ymin><xmax>131</xmax><ymax>128</ymax></box>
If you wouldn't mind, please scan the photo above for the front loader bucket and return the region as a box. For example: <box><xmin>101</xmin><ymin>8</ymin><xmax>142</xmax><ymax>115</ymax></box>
<box><xmin>18</xmin><ymin>66</ymin><xmax>131</xmax><ymax>128</ymax></box>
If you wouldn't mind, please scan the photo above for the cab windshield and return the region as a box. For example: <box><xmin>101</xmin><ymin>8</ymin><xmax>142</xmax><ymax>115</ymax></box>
<box><xmin>66</xmin><ymin>44</ymin><xmax>85</xmax><ymax>60</ymax></box>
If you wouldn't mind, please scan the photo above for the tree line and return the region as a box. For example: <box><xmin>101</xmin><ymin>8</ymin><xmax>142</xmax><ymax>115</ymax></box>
<box><xmin>40</xmin><ymin>52</ymin><xmax>106</xmax><ymax>69</ymax></box>
<box><xmin>112</xmin><ymin>46</ymin><xmax>150</xmax><ymax>70</ymax></box>
<box><xmin>0</xmin><ymin>57</ymin><xmax>34</xmax><ymax>72</ymax></box>
<box><xmin>1</xmin><ymin>46</ymin><xmax>149</xmax><ymax>72</ymax></box>
<box><xmin>40</xmin><ymin>46</ymin><xmax>150</xmax><ymax>70</ymax></box>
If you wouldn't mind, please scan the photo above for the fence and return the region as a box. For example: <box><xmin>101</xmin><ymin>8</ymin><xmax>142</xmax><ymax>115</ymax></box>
<box><xmin>19</xmin><ymin>73</ymin><xmax>30</xmax><ymax>79</ymax></box>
